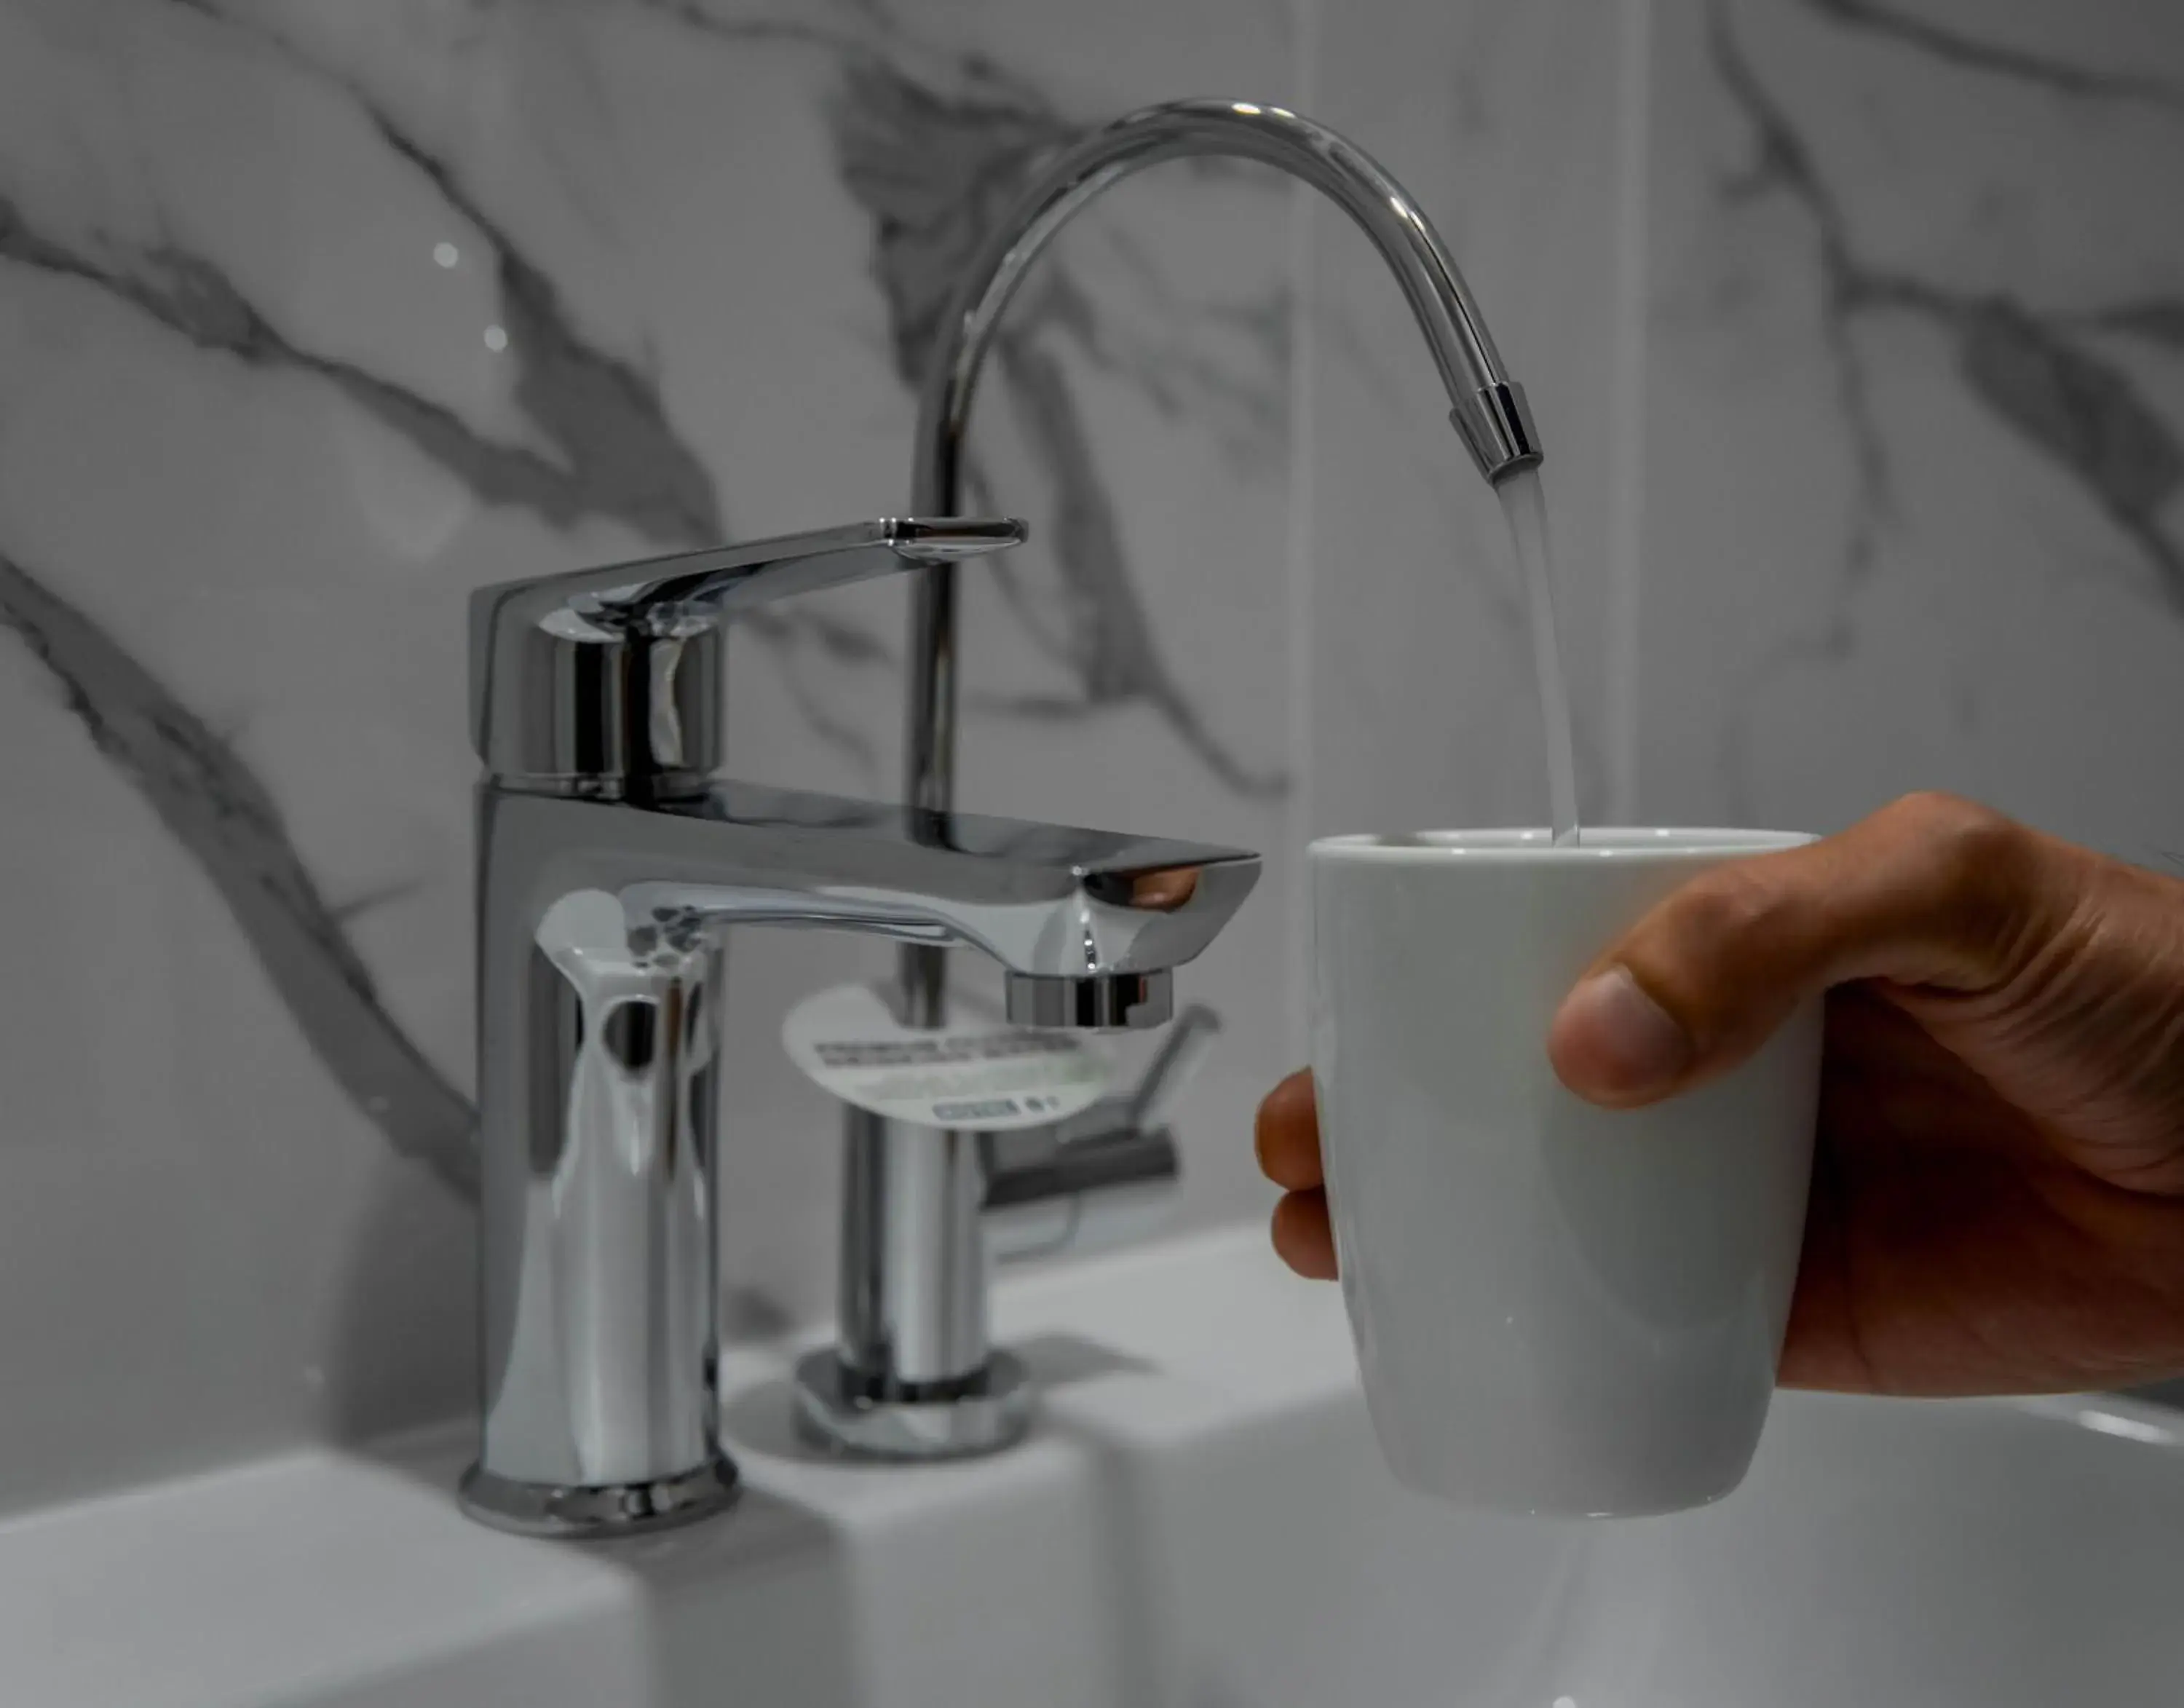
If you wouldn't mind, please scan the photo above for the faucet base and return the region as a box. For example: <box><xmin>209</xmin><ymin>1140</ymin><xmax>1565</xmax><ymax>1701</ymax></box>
<box><xmin>456</xmin><ymin>1455</ymin><xmax>742</xmax><ymax>1540</ymax></box>
<box><xmin>793</xmin><ymin>1349</ymin><xmax>1032</xmax><ymax>1461</ymax></box>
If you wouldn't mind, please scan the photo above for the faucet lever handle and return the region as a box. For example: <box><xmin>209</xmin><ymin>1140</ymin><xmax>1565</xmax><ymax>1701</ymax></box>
<box><xmin>492</xmin><ymin>517</ymin><xmax>1025</xmax><ymax>632</ymax></box>
<box><xmin>470</xmin><ymin>517</ymin><xmax>1024</xmax><ymax>786</ymax></box>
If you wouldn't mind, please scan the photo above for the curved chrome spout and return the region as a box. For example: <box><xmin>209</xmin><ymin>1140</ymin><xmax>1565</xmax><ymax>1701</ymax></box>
<box><xmin>900</xmin><ymin>97</ymin><xmax>1543</xmax><ymax>1016</ymax></box>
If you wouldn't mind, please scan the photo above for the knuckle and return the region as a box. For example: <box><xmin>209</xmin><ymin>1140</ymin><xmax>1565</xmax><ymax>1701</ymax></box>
<box><xmin>1883</xmin><ymin>791</ymin><xmax>2043</xmax><ymax>965</ymax></box>
<box><xmin>1671</xmin><ymin>862</ymin><xmax>1786</xmax><ymax>944</ymax></box>
<box><xmin>1892</xmin><ymin>790</ymin><xmax>2026</xmax><ymax>895</ymax></box>
<box><xmin>1888</xmin><ymin>791</ymin><xmax>2015</xmax><ymax>865</ymax></box>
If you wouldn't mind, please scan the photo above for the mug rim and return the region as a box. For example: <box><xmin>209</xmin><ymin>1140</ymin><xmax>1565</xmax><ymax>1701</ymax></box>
<box><xmin>1310</xmin><ymin>827</ymin><xmax>1814</xmax><ymax>864</ymax></box>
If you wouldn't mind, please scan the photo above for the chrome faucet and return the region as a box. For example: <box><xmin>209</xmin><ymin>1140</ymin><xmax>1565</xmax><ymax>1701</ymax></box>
<box><xmin>459</xmin><ymin>518</ymin><xmax>1260</xmax><ymax>1537</ymax></box>
<box><xmin>790</xmin><ymin>98</ymin><xmax>1544</xmax><ymax>1460</ymax></box>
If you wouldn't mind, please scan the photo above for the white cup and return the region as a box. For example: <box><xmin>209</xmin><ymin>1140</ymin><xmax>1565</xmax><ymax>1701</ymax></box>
<box><xmin>1309</xmin><ymin>829</ymin><xmax>1822</xmax><ymax>1517</ymax></box>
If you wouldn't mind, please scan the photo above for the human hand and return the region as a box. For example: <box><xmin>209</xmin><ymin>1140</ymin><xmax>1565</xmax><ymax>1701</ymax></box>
<box><xmin>1256</xmin><ymin>794</ymin><xmax>2184</xmax><ymax>1395</ymax></box>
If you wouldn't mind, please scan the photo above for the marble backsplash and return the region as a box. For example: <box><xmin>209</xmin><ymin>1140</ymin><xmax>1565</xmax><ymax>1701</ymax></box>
<box><xmin>1641</xmin><ymin>0</ymin><xmax>2184</xmax><ymax>862</ymax></box>
<box><xmin>0</xmin><ymin>0</ymin><xmax>2177</xmax><ymax>1515</ymax></box>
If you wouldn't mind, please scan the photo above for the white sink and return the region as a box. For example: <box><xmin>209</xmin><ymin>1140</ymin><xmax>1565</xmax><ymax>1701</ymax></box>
<box><xmin>10</xmin><ymin>1228</ymin><xmax>2182</xmax><ymax>1707</ymax></box>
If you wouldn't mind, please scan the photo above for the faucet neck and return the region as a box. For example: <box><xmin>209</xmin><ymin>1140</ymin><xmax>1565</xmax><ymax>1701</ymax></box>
<box><xmin>898</xmin><ymin>98</ymin><xmax>1543</xmax><ymax>1019</ymax></box>
<box><xmin>910</xmin><ymin>99</ymin><xmax>1538</xmax><ymax>521</ymax></box>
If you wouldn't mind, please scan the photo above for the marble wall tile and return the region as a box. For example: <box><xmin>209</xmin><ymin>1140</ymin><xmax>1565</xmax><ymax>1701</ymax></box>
<box><xmin>0</xmin><ymin>0</ymin><xmax>1317</xmax><ymax>1511</ymax></box>
<box><xmin>1639</xmin><ymin>0</ymin><xmax>2184</xmax><ymax>863</ymax></box>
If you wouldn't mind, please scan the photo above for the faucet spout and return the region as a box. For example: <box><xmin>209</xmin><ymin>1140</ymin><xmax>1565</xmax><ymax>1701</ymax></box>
<box><xmin>492</xmin><ymin>780</ymin><xmax>1256</xmax><ymax>1000</ymax></box>
<box><xmin>900</xmin><ymin>97</ymin><xmax>1543</xmax><ymax>1016</ymax></box>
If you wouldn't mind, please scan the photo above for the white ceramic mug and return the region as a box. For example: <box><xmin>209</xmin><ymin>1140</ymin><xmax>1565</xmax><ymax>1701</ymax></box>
<box><xmin>1309</xmin><ymin>829</ymin><xmax>1822</xmax><ymax>1517</ymax></box>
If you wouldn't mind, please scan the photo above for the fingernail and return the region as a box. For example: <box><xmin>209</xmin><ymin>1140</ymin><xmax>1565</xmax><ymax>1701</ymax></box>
<box><xmin>1560</xmin><ymin>966</ymin><xmax>1693</xmax><ymax>1096</ymax></box>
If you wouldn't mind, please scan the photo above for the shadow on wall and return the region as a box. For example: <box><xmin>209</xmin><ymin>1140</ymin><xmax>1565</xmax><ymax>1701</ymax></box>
<box><xmin>320</xmin><ymin>1164</ymin><xmax>478</xmax><ymax>1444</ymax></box>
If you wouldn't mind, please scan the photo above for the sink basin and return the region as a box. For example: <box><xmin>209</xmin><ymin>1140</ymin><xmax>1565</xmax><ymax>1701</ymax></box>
<box><xmin>9</xmin><ymin>1228</ymin><xmax>2181</xmax><ymax>1707</ymax></box>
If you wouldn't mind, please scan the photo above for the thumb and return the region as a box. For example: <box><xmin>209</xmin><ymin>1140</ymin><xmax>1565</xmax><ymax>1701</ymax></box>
<box><xmin>1546</xmin><ymin>793</ymin><xmax>2070</xmax><ymax>1107</ymax></box>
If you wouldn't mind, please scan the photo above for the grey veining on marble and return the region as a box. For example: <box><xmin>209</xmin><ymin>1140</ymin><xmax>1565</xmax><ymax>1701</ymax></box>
<box><xmin>0</xmin><ymin>177</ymin><xmax>713</xmax><ymax>564</ymax></box>
<box><xmin>0</xmin><ymin>0</ymin><xmax>1301</xmax><ymax>1223</ymax></box>
<box><xmin>172</xmin><ymin>0</ymin><xmax>911</xmax><ymax>754</ymax></box>
<box><xmin>7</xmin><ymin>0</ymin><xmax>899</xmax><ymax>771</ymax></box>
<box><xmin>1714</xmin><ymin>1</ymin><xmax>2184</xmax><ymax>593</ymax></box>
<box><xmin>0</xmin><ymin>549</ymin><xmax>477</xmax><ymax>1197</ymax></box>
<box><xmin>808</xmin><ymin>31</ymin><xmax>1291</xmax><ymax>794</ymax></box>
<box><xmin>9</xmin><ymin>0</ymin><xmax>1292</xmax><ymax>790</ymax></box>
<box><xmin>7</xmin><ymin>7</ymin><xmax>713</xmax><ymax>547</ymax></box>
<box><xmin>1803</xmin><ymin>0</ymin><xmax>2184</xmax><ymax>113</ymax></box>
<box><xmin>1688</xmin><ymin>0</ymin><xmax>2184</xmax><ymax>814</ymax></box>
<box><xmin>651</xmin><ymin>0</ymin><xmax>1292</xmax><ymax>795</ymax></box>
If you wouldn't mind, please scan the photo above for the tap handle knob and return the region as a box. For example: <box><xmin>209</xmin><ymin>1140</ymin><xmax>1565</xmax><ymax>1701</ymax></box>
<box><xmin>469</xmin><ymin>517</ymin><xmax>1024</xmax><ymax>788</ymax></box>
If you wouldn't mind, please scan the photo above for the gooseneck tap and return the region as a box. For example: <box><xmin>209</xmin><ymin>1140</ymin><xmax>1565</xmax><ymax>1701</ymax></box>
<box><xmin>460</xmin><ymin>518</ymin><xmax>1259</xmax><ymax>1537</ymax></box>
<box><xmin>903</xmin><ymin>98</ymin><xmax>1543</xmax><ymax>920</ymax></box>
<box><xmin>788</xmin><ymin>99</ymin><xmax>1547</xmax><ymax>1461</ymax></box>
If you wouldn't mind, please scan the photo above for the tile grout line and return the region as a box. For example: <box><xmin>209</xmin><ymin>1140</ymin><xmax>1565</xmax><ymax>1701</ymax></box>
<box><xmin>1285</xmin><ymin>0</ymin><xmax>1321</xmax><ymax>1063</ymax></box>
<box><xmin>1605</xmin><ymin>0</ymin><xmax>1654</xmax><ymax>826</ymax></box>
